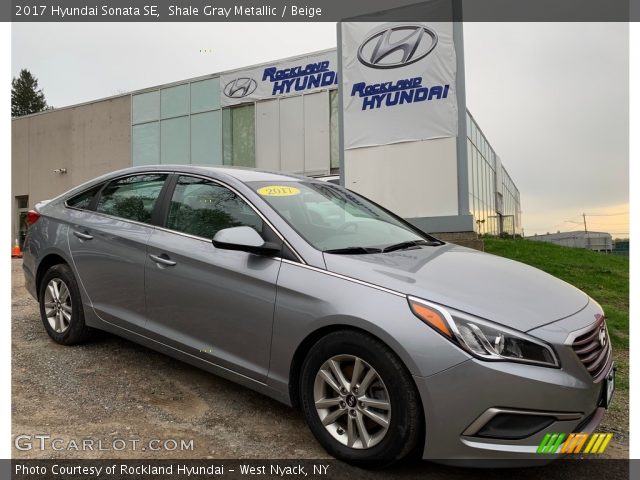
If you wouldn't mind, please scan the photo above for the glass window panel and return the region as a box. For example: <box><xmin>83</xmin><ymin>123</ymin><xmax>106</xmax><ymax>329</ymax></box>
<box><xmin>487</xmin><ymin>166</ymin><xmax>492</xmax><ymax>212</ymax></box>
<box><xmin>474</xmin><ymin>149</ymin><xmax>480</xmax><ymax>201</ymax></box>
<box><xmin>489</xmin><ymin>174</ymin><xmax>494</xmax><ymax>212</ymax></box>
<box><xmin>222</xmin><ymin>108</ymin><xmax>233</xmax><ymax>166</ymax></box>
<box><xmin>161</xmin><ymin>116</ymin><xmax>190</xmax><ymax>164</ymax></box>
<box><xmin>191</xmin><ymin>110</ymin><xmax>222</xmax><ymax>165</ymax></box>
<box><xmin>67</xmin><ymin>184</ymin><xmax>104</xmax><ymax>210</ymax></box>
<box><xmin>233</xmin><ymin>105</ymin><xmax>256</xmax><ymax>167</ymax></box>
<box><xmin>132</xmin><ymin>91</ymin><xmax>159</xmax><ymax>124</ymax></box>
<box><xmin>481</xmin><ymin>159</ymin><xmax>486</xmax><ymax>204</ymax></box>
<box><xmin>191</xmin><ymin>78</ymin><xmax>220</xmax><ymax>113</ymax></box>
<box><xmin>223</xmin><ymin>105</ymin><xmax>255</xmax><ymax>167</ymax></box>
<box><xmin>96</xmin><ymin>174</ymin><xmax>167</xmax><ymax>223</ymax></box>
<box><xmin>467</xmin><ymin>139</ymin><xmax>473</xmax><ymax>194</ymax></box>
<box><xmin>132</xmin><ymin>122</ymin><xmax>160</xmax><ymax>166</ymax></box>
<box><xmin>470</xmin><ymin>149</ymin><xmax>475</xmax><ymax>197</ymax></box>
<box><xmin>167</xmin><ymin>176</ymin><xmax>263</xmax><ymax>239</ymax></box>
<box><xmin>485</xmin><ymin>161</ymin><xmax>490</xmax><ymax>205</ymax></box>
<box><xmin>161</xmin><ymin>84</ymin><xmax>190</xmax><ymax>119</ymax></box>
<box><xmin>479</xmin><ymin>170</ymin><xmax>484</xmax><ymax>210</ymax></box>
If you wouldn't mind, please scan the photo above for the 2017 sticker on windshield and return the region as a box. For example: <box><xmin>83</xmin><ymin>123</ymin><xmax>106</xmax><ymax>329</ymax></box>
<box><xmin>257</xmin><ymin>186</ymin><xmax>301</xmax><ymax>197</ymax></box>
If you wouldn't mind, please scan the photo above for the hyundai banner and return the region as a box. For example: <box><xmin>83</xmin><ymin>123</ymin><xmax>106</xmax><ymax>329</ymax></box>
<box><xmin>220</xmin><ymin>50</ymin><xmax>338</xmax><ymax>106</ymax></box>
<box><xmin>340</xmin><ymin>22</ymin><xmax>458</xmax><ymax>149</ymax></box>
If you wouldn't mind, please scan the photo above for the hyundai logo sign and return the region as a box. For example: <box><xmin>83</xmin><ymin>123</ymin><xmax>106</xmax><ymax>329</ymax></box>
<box><xmin>223</xmin><ymin>78</ymin><xmax>257</xmax><ymax>98</ymax></box>
<box><xmin>357</xmin><ymin>25</ymin><xmax>438</xmax><ymax>69</ymax></box>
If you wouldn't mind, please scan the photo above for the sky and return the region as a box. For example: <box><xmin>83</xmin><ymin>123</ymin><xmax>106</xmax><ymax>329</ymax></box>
<box><xmin>11</xmin><ymin>22</ymin><xmax>629</xmax><ymax>237</ymax></box>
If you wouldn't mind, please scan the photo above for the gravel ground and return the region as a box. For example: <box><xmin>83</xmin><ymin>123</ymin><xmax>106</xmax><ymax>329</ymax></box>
<box><xmin>12</xmin><ymin>259</ymin><xmax>325</xmax><ymax>460</ymax></box>
<box><xmin>11</xmin><ymin>259</ymin><xmax>628</xmax><ymax>466</ymax></box>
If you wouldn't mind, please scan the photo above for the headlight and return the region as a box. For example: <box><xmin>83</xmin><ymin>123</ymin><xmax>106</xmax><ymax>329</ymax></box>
<box><xmin>408</xmin><ymin>296</ymin><xmax>559</xmax><ymax>368</ymax></box>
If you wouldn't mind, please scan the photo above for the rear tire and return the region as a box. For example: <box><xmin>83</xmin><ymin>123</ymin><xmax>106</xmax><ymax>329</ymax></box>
<box><xmin>299</xmin><ymin>330</ymin><xmax>422</xmax><ymax>468</ymax></box>
<box><xmin>38</xmin><ymin>264</ymin><xmax>91</xmax><ymax>345</ymax></box>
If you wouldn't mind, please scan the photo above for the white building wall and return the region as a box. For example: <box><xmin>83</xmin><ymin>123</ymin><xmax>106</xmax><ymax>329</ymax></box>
<box><xmin>344</xmin><ymin>137</ymin><xmax>459</xmax><ymax>218</ymax></box>
<box><xmin>255</xmin><ymin>91</ymin><xmax>331</xmax><ymax>175</ymax></box>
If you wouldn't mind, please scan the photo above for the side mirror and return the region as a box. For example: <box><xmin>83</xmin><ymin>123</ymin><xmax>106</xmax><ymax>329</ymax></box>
<box><xmin>212</xmin><ymin>226</ymin><xmax>281</xmax><ymax>256</ymax></box>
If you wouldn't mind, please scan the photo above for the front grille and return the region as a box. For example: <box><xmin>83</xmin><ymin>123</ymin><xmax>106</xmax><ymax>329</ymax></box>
<box><xmin>572</xmin><ymin>316</ymin><xmax>611</xmax><ymax>379</ymax></box>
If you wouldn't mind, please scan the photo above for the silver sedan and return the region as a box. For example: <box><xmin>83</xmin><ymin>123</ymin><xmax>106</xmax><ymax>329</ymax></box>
<box><xmin>22</xmin><ymin>165</ymin><xmax>613</xmax><ymax>466</ymax></box>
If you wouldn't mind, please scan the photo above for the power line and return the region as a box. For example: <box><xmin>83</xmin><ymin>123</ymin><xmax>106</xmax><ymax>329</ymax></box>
<box><xmin>587</xmin><ymin>222</ymin><xmax>629</xmax><ymax>226</ymax></box>
<box><xmin>584</xmin><ymin>211</ymin><xmax>629</xmax><ymax>217</ymax></box>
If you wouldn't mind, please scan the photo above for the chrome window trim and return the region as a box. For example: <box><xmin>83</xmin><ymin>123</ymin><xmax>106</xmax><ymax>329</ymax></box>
<box><xmin>63</xmin><ymin>170</ymin><xmax>175</xmax><ymax>212</ymax></box>
<box><xmin>166</xmin><ymin>173</ymin><xmax>306</xmax><ymax>264</ymax></box>
<box><xmin>64</xmin><ymin>170</ymin><xmax>306</xmax><ymax>264</ymax></box>
<box><xmin>280</xmin><ymin>258</ymin><xmax>405</xmax><ymax>298</ymax></box>
<box><xmin>462</xmin><ymin>407</ymin><xmax>583</xmax><ymax>437</ymax></box>
<box><xmin>66</xmin><ymin>209</ymin><xmax>157</xmax><ymax>231</ymax></box>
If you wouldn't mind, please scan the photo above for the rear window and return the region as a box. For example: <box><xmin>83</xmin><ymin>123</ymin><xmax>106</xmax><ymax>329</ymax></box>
<box><xmin>66</xmin><ymin>184</ymin><xmax>104</xmax><ymax>210</ymax></box>
<box><xmin>96</xmin><ymin>174</ymin><xmax>167</xmax><ymax>223</ymax></box>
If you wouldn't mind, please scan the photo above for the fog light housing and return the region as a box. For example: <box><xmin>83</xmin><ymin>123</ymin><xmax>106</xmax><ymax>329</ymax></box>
<box><xmin>462</xmin><ymin>408</ymin><xmax>582</xmax><ymax>440</ymax></box>
<box><xmin>474</xmin><ymin>413</ymin><xmax>555</xmax><ymax>440</ymax></box>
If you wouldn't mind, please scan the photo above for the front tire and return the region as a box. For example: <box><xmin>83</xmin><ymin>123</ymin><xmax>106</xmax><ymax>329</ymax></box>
<box><xmin>299</xmin><ymin>330</ymin><xmax>422</xmax><ymax>468</ymax></box>
<box><xmin>38</xmin><ymin>263</ymin><xmax>91</xmax><ymax>345</ymax></box>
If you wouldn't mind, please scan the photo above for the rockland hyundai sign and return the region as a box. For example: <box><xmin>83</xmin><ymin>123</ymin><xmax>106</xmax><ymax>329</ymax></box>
<box><xmin>220</xmin><ymin>50</ymin><xmax>338</xmax><ymax>107</ymax></box>
<box><xmin>341</xmin><ymin>22</ymin><xmax>458</xmax><ymax>149</ymax></box>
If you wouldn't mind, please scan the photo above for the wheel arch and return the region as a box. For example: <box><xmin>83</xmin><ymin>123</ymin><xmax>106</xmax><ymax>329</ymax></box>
<box><xmin>287</xmin><ymin>323</ymin><xmax>422</xmax><ymax>410</ymax></box>
<box><xmin>35</xmin><ymin>252</ymin><xmax>70</xmax><ymax>296</ymax></box>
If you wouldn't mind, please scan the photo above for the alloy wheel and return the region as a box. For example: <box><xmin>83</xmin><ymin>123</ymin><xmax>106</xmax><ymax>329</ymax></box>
<box><xmin>313</xmin><ymin>354</ymin><xmax>391</xmax><ymax>449</ymax></box>
<box><xmin>43</xmin><ymin>278</ymin><xmax>72</xmax><ymax>333</ymax></box>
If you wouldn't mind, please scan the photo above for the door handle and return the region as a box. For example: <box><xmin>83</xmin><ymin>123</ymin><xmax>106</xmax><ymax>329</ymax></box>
<box><xmin>149</xmin><ymin>253</ymin><xmax>177</xmax><ymax>267</ymax></box>
<box><xmin>72</xmin><ymin>230</ymin><xmax>93</xmax><ymax>241</ymax></box>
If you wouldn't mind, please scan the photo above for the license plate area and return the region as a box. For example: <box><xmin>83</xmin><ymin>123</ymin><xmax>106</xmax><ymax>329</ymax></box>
<box><xmin>601</xmin><ymin>366</ymin><xmax>615</xmax><ymax>408</ymax></box>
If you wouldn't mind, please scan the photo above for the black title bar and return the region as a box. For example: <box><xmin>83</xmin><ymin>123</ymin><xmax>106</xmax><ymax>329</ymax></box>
<box><xmin>6</xmin><ymin>0</ymin><xmax>637</xmax><ymax>22</ymax></box>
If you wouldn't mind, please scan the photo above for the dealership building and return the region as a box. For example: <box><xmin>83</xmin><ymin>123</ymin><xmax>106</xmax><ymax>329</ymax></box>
<box><xmin>12</xmin><ymin>23</ymin><xmax>522</xmax><ymax>248</ymax></box>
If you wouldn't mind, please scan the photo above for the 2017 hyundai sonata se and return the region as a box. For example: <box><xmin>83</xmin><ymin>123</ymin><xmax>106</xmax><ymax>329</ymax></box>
<box><xmin>22</xmin><ymin>165</ymin><xmax>614</xmax><ymax>466</ymax></box>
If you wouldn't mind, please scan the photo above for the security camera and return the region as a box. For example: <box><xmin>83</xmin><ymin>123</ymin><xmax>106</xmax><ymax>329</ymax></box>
<box><xmin>53</xmin><ymin>168</ymin><xmax>68</xmax><ymax>174</ymax></box>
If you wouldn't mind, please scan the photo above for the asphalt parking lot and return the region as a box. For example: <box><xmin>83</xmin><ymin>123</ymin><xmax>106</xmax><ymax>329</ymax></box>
<box><xmin>11</xmin><ymin>259</ymin><xmax>628</xmax><ymax>478</ymax></box>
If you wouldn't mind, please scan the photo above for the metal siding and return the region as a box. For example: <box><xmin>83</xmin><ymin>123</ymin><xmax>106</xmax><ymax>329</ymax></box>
<box><xmin>279</xmin><ymin>96</ymin><xmax>304</xmax><ymax>173</ymax></box>
<box><xmin>255</xmin><ymin>99</ymin><xmax>281</xmax><ymax>171</ymax></box>
<box><xmin>303</xmin><ymin>91</ymin><xmax>330</xmax><ymax>176</ymax></box>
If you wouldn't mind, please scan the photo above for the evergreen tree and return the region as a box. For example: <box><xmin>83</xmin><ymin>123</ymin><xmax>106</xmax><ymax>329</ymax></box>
<box><xmin>11</xmin><ymin>69</ymin><xmax>48</xmax><ymax>117</ymax></box>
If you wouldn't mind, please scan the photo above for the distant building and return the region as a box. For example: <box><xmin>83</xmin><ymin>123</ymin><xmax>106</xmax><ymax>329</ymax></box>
<box><xmin>613</xmin><ymin>239</ymin><xmax>629</xmax><ymax>256</ymax></box>
<box><xmin>527</xmin><ymin>231</ymin><xmax>613</xmax><ymax>252</ymax></box>
<box><xmin>12</xmin><ymin>47</ymin><xmax>523</xmax><ymax>247</ymax></box>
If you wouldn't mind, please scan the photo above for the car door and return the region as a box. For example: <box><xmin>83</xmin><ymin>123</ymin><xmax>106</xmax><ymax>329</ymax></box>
<box><xmin>144</xmin><ymin>175</ymin><xmax>283</xmax><ymax>383</ymax></box>
<box><xmin>67</xmin><ymin>173</ymin><xmax>169</xmax><ymax>330</ymax></box>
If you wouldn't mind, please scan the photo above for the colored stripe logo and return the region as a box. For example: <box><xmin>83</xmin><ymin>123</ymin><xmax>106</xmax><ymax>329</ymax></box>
<box><xmin>537</xmin><ymin>433</ymin><xmax>613</xmax><ymax>454</ymax></box>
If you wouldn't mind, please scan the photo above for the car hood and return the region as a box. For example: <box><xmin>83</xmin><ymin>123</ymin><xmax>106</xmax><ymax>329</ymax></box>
<box><xmin>323</xmin><ymin>243</ymin><xmax>589</xmax><ymax>332</ymax></box>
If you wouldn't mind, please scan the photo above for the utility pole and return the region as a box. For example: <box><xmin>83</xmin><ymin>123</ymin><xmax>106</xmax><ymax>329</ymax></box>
<box><xmin>583</xmin><ymin>213</ymin><xmax>590</xmax><ymax>250</ymax></box>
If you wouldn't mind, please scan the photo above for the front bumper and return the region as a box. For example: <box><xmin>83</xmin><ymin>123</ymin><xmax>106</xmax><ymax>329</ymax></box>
<box><xmin>414</xmin><ymin>360</ymin><xmax>608</xmax><ymax>461</ymax></box>
<box><xmin>414</xmin><ymin>302</ymin><xmax>612</xmax><ymax>461</ymax></box>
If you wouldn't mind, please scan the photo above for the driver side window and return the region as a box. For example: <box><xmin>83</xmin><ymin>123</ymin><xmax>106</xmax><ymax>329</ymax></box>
<box><xmin>167</xmin><ymin>176</ymin><xmax>263</xmax><ymax>239</ymax></box>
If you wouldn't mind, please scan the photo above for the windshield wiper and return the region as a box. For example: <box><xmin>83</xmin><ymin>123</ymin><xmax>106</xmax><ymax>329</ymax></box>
<box><xmin>382</xmin><ymin>239</ymin><xmax>440</xmax><ymax>253</ymax></box>
<box><xmin>323</xmin><ymin>246</ymin><xmax>383</xmax><ymax>255</ymax></box>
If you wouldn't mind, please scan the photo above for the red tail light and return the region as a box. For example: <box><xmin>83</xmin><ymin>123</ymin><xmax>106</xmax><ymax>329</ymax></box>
<box><xmin>25</xmin><ymin>210</ymin><xmax>41</xmax><ymax>226</ymax></box>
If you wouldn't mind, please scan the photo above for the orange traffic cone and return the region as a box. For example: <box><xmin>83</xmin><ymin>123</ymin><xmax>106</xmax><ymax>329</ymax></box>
<box><xmin>11</xmin><ymin>238</ymin><xmax>22</xmax><ymax>258</ymax></box>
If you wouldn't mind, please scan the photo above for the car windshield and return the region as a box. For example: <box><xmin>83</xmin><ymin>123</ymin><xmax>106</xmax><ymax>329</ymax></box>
<box><xmin>249</xmin><ymin>181</ymin><xmax>440</xmax><ymax>253</ymax></box>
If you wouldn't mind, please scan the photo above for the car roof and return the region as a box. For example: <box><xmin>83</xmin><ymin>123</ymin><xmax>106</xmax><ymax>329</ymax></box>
<box><xmin>112</xmin><ymin>164</ymin><xmax>316</xmax><ymax>184</ymax></box>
